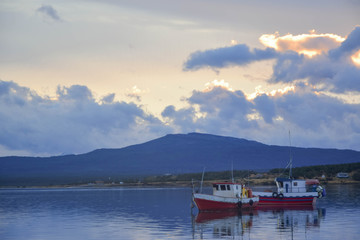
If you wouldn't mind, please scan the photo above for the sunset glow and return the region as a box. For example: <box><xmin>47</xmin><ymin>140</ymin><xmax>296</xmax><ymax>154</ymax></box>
<box><xmin>1</xmin><ymin>1</ymin><xmax>359</xmax><ymax>155</ymax></box>
<box><xmin>269</xmin><ymin>86</ymin><xmax>296</xmax><ymax>97</ymax></box>
<box><xmin>259</xmin><ymin>32</ymin><xmax>345</xmax><ymax>57</ymax></box>
<box><xmin>204</xmin><ymin>79</ymin><xmax>234</xmax><ymax>92</ymax></box>
<box><xmin>352</xmin><ymin>50</ymin><xmax>360</xmax><ymax>66</ymax></box>
<box><xmin>247</xmin><ymin>85</ymin><xmax>295</xmax><ymax>100</ymax></box>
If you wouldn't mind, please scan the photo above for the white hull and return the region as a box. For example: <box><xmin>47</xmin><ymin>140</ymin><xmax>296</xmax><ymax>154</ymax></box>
<box><xmin>194</xmin><ymin>193</ymin><xmax>259</xmax><ymax>204</ymax></box>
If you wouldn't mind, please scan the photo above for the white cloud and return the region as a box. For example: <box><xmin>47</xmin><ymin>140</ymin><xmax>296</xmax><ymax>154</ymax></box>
<box><xmin>259</xmin><ymin>31</ymin><xmax>345</xmax><ymax>57</ymax></box>
<box><xmin>270</xmin><ymin>27</ymin><xmax>360</xmax><ymax>93</ymax></box>
<box><xmin>184</xmin><ymin>26</ymin><xmax>360</xmax><ymax>94</ymax></box>
<box><xmin>0</xmin><ymin>80</ymin><xmax>169</xmax><ymax>156</ymax></box>
<box><xmin>1</xmin><ymin>77</ymin><xmax>360</xmax><ymax>156</ymax></box>
<box><xmin>126</xmin><ymin>85</ymin><xmax>148</xmax><ymax>102</ymax></box>
<box><xmin>204</xmin><ymin>79</ymin><xmax>234</xmax><ymax>92</ymax></box>
<box><xmin>161</xmin><ymin>83</ymin><xmax>360</xmax><ymax>151</ymax></box>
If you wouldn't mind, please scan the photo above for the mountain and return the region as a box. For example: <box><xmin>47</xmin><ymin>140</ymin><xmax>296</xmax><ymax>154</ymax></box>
<box><xmin>1</xmin><ymin>132</ymin><xmax>360</xmax><ymax>186</ymax></box>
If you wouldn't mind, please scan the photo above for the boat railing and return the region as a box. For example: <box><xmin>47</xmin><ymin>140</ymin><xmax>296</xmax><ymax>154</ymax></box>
<box><xmin>192</xmin><ymin>179</ymin><xmax>203</xmax><ymax>194</ymax></box>
<box><xmin>290</xmin><ymin>187</ymin><xmax>307</xmax><ymax>193</ymax></box>
<box><xmin>279</xmin><ymin>186</ymin><xmax>318</xmax><ymax>193</ymax></box>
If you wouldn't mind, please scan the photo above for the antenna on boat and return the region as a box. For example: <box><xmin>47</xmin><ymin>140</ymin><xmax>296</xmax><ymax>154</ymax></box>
<box><xmin>231</xmin><ymin>161</ymin><xmax>234</xmax><ymax>183</ymax></box>
<box><xmin>200</xmin><ymin>167</ymin><xmax>206</xmax><ymax>193</ymax></box>
<box><xmin>289</xmin><ymin>130</ymin><xmax>293</xmax><ymax>178</ymax></box>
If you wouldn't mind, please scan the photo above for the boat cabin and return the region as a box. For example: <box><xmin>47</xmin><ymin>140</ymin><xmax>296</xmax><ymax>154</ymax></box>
<box><xmin>212</xmin><ymin>182</ymin><xmax>249</xmax><ymax>198</ymax></box>
<box><xmin>275</xmin><ymin>178</ymin><xmax>320</xmax><ymax>193</ymax></box>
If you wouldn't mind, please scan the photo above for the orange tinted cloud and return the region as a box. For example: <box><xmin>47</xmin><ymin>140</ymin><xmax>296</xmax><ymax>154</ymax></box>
<box><xmin>259</xmin><ymin>31</ymin><xmax>345</xmax><ymax>57</ymax></box>
<box><xmin>204</xmin><ymin>79</ymin><xmax>234</xmax><ymax>92</ymax></box>
<box><xmin>352</xmin><ymin>50</ymin><xmax>360</xmax><ymax>66</ymax></box>
<box><xmin>247</xmin><ymin>85</ymin><xmax>295</xmax><ymax>100</ymax></box>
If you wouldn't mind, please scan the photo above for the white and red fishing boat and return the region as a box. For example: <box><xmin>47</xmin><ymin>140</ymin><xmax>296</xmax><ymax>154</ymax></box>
<box><xmin>253</xmin><ymin>178</ymin><xmax>325</xmax><ymax>206</ymax></box>
<box><xmin>193</xmin><ymin>182</ymin><xmax>259</xmax><ymax>211</ymax></box>
<box><xmin>253</xmin><ymin>131</ymin><xmax>326</xmax><ymax>206</ymax></box>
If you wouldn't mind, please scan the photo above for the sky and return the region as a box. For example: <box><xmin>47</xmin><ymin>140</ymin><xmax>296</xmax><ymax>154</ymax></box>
<box><xmin>0</xmin><ymin>0</ymin><xmax>360</xmax><ymax>156</ymax></box>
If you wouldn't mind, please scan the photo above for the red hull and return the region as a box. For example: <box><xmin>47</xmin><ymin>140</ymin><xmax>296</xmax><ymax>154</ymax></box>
<box><xmin>194</xmin><ymin>197</ymin><xmax>257</xmax><ymax>211</ymax></box>
<box><xmin>258</xmin><ymin>196</ymin><xmax>316</xmax><ymax>206</ymax></box>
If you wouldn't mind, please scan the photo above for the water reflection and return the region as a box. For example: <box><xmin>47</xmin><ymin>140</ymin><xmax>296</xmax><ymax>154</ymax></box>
<box><xmin>269</xmin><ymin>207</ymin><xmax>326</xmax><ymax>229</ymax></box>
<box><xmin>192</xmin><ymin>207</ymin><xmax>326</xmax><ymax>239</ymax></box>
<box><xmin>193</xmin><ymin>210</ymin><xmax>256</xmax><ymax>239</ymax></box>
<box><xmin>0</xmin><ymin>188</ymin><xmax>194</xmax><ymax>240</ymax></box>
<box><xmin>1</xmin><ymin>185</ymin><xmax>359</xmax><ymax>240</ymax></box>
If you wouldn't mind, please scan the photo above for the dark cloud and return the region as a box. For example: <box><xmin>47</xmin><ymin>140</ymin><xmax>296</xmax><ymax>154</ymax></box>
<box><xmin>271</xmin><ymin>27</ymin><xmax>360</xmax><ymax>93</ymax></box>
<box><xmin>162</xmin><ymin>105</ymin><xmax>197</xmax><ymax>133</ymax></box>
<box><xmin>188</xmin><ymin>87</ymin><xmax>253</xmax><ymax>121</ymax></box>
<box><xmin>271</xmin><ymin>51</ymin><xmax>360</xmax><ymax>93</ymax></box>
<box><xmin>183</xmin><ymin>44</ymin><xmax>277</xmax><ymax>71</ymax></box>
<box><xmin>1</xmin><ymin>80</ymin><xmax>360</xmax><ymax>155</ymax></box>
<box><xmin>0</xmin><ymin>80</ymin><xmax>169</xmax><ymax>156</ymax></box>
<box><xmin>101</xmin><ymin>93</ymin><xmax>116</xmax><ymax>103</ymax></box>
<box><xmin>329</xmin><ymin>26</ymin><xmax>360</xmax><ymax>59</ymax></box>
<box><xmin>253</xmin><ymin>94</ymin><xmax>276</xmax><ymax>124</ymax></box>
<box><xmin>270</xmin><ymin>51</ymin><xmax>305</xmax><ymax>83</ymax></box>
<box><xmin>272</xmin><ymin>87</ymin><xmax>355</xmax><ymax>130</ymax></box>
<box><xmin>57</xmin><ymin>85</ymin><xmax>93</xmax><ymax>101</ymax></box>
<box><xmin>162</xmin><ymin>87</ymin><xmax>257</xmax><ymax>136</ymax></box>
<box><xmin>36</xmin><ymin>5</ymin><xmax>62</xmax><ymax>22</ymax></box>
<box><xmin>184</xmin><ymin>27</ymin><xmax>360</xmax><ymax>93</ymax></box>
<box><xmin>161</xmin><ymin>85</ymin><xmax>360</xmax><ymax>150</ymax></box>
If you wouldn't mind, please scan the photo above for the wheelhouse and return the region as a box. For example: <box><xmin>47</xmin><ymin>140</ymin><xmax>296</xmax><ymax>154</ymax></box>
<box><xmin>275</xmin><ymin>178</ymin><xmax>321</xmax><ymax>193</ymax></box>
<box><xmin>212</xmin><ymin>182</ymin><xmax>247</xmax><ymax>198</ymax></box>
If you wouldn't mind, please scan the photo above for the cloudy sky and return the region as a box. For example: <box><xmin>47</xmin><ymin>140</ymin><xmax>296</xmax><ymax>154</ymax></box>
<box><xmin>1</xmin><ymin>0</ymin><xmax>360</xmax><ymax>156</ymax></box>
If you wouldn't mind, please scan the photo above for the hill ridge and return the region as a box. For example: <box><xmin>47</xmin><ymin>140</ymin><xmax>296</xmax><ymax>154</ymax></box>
<box><xmin>1</xmin><ymin>133</ymin><xmax>359</xmax><ymax>186</ymax></box>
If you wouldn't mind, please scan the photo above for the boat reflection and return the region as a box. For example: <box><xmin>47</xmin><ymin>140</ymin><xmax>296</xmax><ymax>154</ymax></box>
<box><xmin>258</xmin><ymin>205</ymin><xmax>326</xmax><ymax>229</ymax></box>
<box><xmin>192</xmin><ymin>207</ymin><xmax>326</xmax><ymax>239</ymax></box>
<box><xmin>195</xmin><ymin>209</ymin><xmax>257</xmax><ymax>223</ymax></box>
<box><xmin>193</xmin><ymin>209</ymin><xmax>257</xmax><ymax>239</ymax></box>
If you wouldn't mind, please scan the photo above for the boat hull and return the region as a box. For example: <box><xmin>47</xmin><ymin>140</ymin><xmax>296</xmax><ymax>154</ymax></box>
<box><xmin>257</xmin><ymin>196</ymin><xmax>316</xmax><ymax>206</ymax></box>
<box><xmin>193</xmin><ymin>193</ymin><xmax>258</xmax><ymax>211</ymax></box>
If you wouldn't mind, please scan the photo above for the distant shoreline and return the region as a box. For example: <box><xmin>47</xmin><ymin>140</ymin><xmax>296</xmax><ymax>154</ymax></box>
<box><xmin>1</xmin><ymin>178</ymin><xmax>359</xmax><ymax>189</ymax></box>
<box><xmin>2</xmin><ymin>162</ymin><xmax>359</xmax><ymax>189</ymax></box>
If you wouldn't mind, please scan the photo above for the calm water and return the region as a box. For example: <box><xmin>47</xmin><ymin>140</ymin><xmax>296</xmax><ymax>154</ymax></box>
<box><xmin>1</xmin><ymin>184</ymin><xmax>359</xmax><ymax>239</ymax></box>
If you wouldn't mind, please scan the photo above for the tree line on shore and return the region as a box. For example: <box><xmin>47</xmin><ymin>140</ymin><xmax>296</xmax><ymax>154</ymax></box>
<box><xmin>140</xmin><ymin>162</ymin><xmax>360</xmax><ymax>184</ymax></box>
<box><xmin>5</xmin><ymin>162</ymin><xmax>360</xmax><ymax>187</ymax></box>
<box><xmin>271</xmin><ymin>162</ymin><xmax>360</xmax><ymax>180</ymax></box>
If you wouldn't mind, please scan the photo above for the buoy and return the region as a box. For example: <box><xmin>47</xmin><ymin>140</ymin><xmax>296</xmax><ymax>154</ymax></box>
<box><xmin>247</xmin><ymin>189</ymin><xmax>253</xmax><ymax>198</ymax></box>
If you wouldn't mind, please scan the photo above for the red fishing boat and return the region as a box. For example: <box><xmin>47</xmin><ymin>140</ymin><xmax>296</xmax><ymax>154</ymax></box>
<box><xmin>253</xmin><ymin>178</ymin><xmax>325</xmax><ymax>206</ymax></box>
<box><xmin>252</xmin><ymin>131</ymin><xmax>326</xmax><ymax>206</ymax></box>
<box><xmin>193</xmin><ymin>182</ymin><xmax>259</xmax><ymax>211</ymax></box>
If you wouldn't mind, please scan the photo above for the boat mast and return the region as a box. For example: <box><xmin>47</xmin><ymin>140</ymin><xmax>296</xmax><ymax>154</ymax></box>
<box><xmin>289</xmin><ymin>130</ymin><xmax>293</xmax><ymax>179</ymax></box>
<box><xmin>200</xmin><ymin>167</ymin><xmax>205</xmax><ymax>193</ymax></box>
<box><xmin>231</xmin><ymin>161</ymin><xmax>234</xmax><ymax>183</ymax></box>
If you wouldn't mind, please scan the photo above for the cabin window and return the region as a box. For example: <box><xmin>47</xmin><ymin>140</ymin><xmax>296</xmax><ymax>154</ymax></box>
<box><xmin>293</xmin><ymin>182</ymin><xmax>298</xmax><ymax>186</ymax></box>
<box><xmin>236</xmin><ymin>185</ymin><xmax>238</xmax><ymax>190</ymax></box>
<box><xmin>227</xmin><ymin>185</ymin><xmax>230</xmax><ymax>190</ymax></box>
<box><xmin>220</xmin><ymin>185</ymin><xmax>226</xmax><ymax>191</ymax></box>
<box><xmin>213</xmin><ymin>184</ymin><xmax>219</xmax><ymax>190</ymax></box>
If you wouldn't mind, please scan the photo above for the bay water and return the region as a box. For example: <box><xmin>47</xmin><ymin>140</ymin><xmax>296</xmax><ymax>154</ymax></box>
<box><xmin>1</xmin><ymin>184</ymin><xmax>359</xmax><ymax>239</ymax></box>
